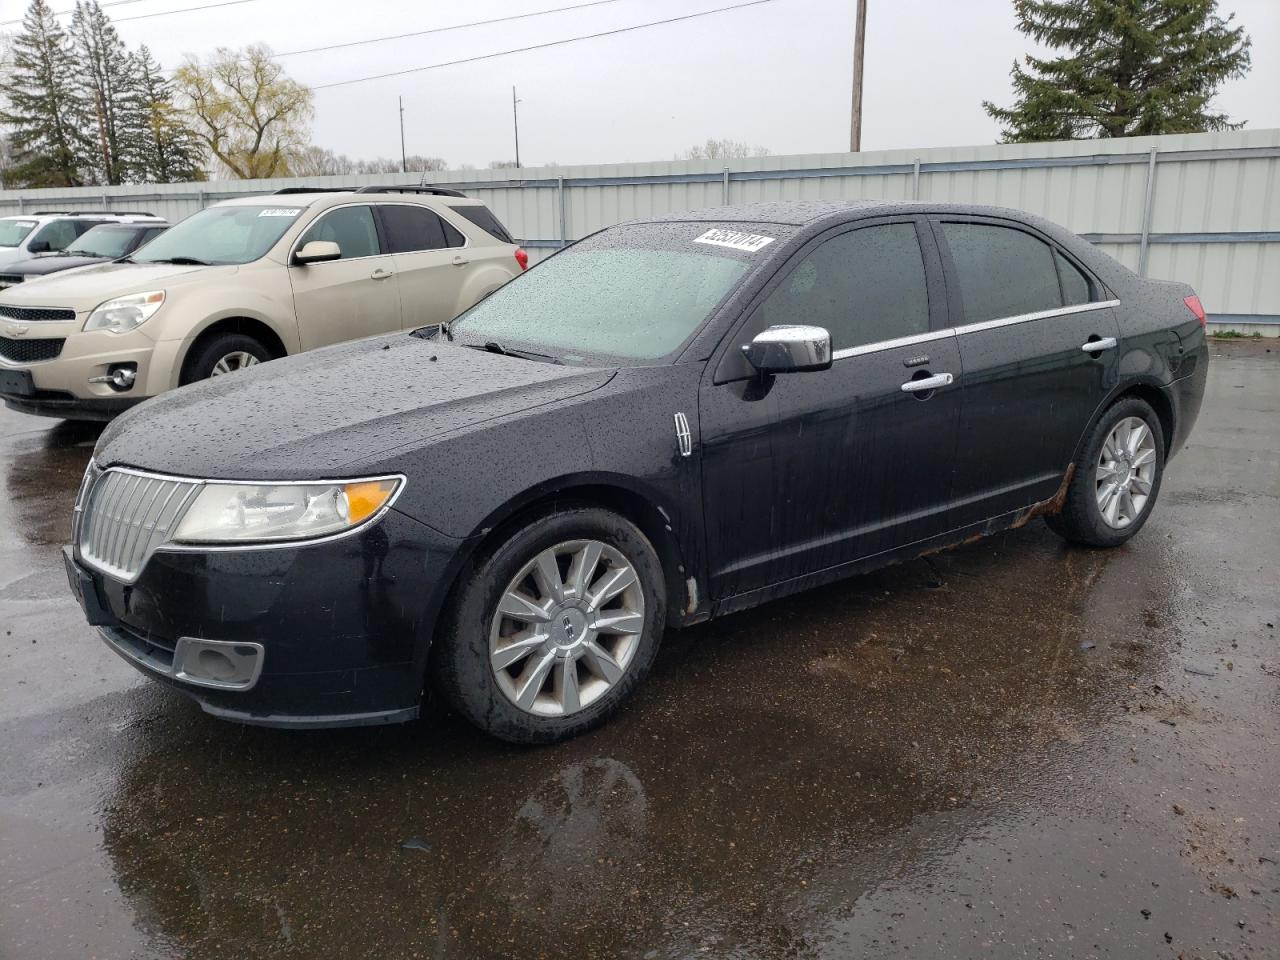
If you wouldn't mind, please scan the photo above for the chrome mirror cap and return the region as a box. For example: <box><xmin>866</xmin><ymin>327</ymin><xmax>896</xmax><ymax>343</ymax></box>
<box><xmin>741</xmin><ymin>324</ymin><xmax>833</xmax><ymax>374</ymax></box>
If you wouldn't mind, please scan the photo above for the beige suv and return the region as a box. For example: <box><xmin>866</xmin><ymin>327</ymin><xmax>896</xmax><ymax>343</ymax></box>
<box><xmin>0</xmin><ymin>187</ymin><xmax>526</xmax><ymax>419</ymax></box>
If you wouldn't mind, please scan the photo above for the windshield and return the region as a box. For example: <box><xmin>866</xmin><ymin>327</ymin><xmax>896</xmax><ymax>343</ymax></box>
<box><xmin>64</xmin><ymin>226</ymin><xmax>133</xmax><ymax>258</ymax></box>
<box><xmin>450</xmin><ymin>222</ymin><xmax>783</xmax><ymax>362</ymax></box>
<box><xmin>132</xmin><ymin>205</ymin><xmax>305</xmax><ymax>265</ymax></box>
<box><xmin>0</xmin><ymin>219</ymin><xmax>37</xmax><ymax>248</ymax></box>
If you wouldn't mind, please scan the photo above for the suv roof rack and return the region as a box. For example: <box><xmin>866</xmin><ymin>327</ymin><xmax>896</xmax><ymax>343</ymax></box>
<box><xmin>271</xmin><ymin>187</ymin><xmax>358</xmax><ymax>195</ymax></box>
<box><xmin>354</xmin><ymin>185</ymin><xmax>467</xmax><ymax>198</ymax></box>
<box><xmin>32</xmin><ymin>210</ymin><xmax>159</xmax><ymax>217</ymax></box>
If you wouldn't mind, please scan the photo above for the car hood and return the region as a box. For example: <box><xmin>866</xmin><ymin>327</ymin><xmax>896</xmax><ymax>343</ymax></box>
<box><xmin>7</xmin><ymin>254</ymin><xmax>109</xmax><ymax>276</ymax></box>
<box><xmin>95</xmin><ymin>334</ymin><xmax>616</xmax><ymax>479</ymax></box>
<box><xmin>0</xmin><ymin>260</ymin><xmax>234</xmax><ymax>306</ymax></box>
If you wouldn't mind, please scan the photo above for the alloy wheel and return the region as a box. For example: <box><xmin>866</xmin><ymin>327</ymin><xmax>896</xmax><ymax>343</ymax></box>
<box><xmin>489</xmin><ymin>539</ymin><xmax>645</xmax><ymax>717</ymax></box>
<box><xmin>210</xmin><ymin>351</ymin><xmax>260</xmax><ymax>376</ymax></box>
<box><xmin>1096</xmin><ymin>416</ymin><xmax>1157</xmax><ymax>529</ymax></box>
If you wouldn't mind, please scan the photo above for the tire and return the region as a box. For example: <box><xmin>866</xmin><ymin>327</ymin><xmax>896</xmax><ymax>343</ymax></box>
<box><xmin>436</xmin><ymin>506</ymin><xmax>666</xmax><ymax>744</ymax></box>
<box><xmin>181</xmin><ymin>333</ymin><xmax>271</xmax><ymax>385</ymax></box>
<box><xmin>1047</xmin><ymin>396</ymin><xmax>1166</xmax><ymax>547</ymax></box>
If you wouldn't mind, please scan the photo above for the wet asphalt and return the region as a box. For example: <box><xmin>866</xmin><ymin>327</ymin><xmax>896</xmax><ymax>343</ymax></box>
<box><xmin>1</xmin><ymin>340</ymin><xmax>1277</xmax><ymax>960</ymax></box>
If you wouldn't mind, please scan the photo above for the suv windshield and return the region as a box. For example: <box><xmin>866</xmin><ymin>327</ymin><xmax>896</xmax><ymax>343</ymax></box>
<box><xmin>133</xmin><ymin>205</ymin><xmax>305</xmax><ymax>266</ymax></box>
<box><xmin>64</xmin><ymin>226</ymin><xmax>133</xmax><ymax>258</ymax></box>
<box><xmin>450</xmin><ymin>222</ymin><xmax>784</xmax><ymax>362</ymax></box>
<box><xmin>0</xmin><ymin>219</ymin><xmax>38</xmax><ymax>248</ymax></box>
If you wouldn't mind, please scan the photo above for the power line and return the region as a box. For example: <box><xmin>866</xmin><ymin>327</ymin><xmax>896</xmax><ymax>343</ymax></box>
<box><xmin>313</xmin><ymin>0</ymin><xmax>780</xmax><ymax>91</ymax></box>
<box><xmin>275</xmin><ymin>0</ymin><xmax>630</xmax><ymax>60</ymax></box>
<box><xmin>0</xmin><ymin>0</ymin><xmax>266</xmax><ymax>28</ymax></box>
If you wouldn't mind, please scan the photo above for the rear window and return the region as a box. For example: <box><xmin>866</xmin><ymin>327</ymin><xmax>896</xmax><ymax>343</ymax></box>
<box><xmin>447</xmin><ymin>204</ymin><xmax>514</xmax><ymax>243</ymax></box>
<box><xmin>450</xmin><ymin>221</ymin><xmax>789</xmax><ymax>363</ymax></box>
<box><xmin>380</xmin><ymin>205</ymin><xmax>465</xmax><ymax>253</ymax></box>
<box><xmin>0</xmin><ymin>219</ymin><xmax>37</xmax><ymax>247</ymax></box>
<box><xmin>941</xmin><ymin>222</ymin><xmax>1063</xmax><ymax>323</ymax></box>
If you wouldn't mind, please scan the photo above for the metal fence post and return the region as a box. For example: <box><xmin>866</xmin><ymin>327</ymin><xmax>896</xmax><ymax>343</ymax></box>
<box><xmin>102</xmin><ymin>193</ymin><xmax>110</xmax><ymax>210</ymax></box>
<box><xmin>557</xmin><ymin>177</ymin><xmax>567</xmax><ymax>249</ymax></box>
<box><xmin>912</xmin><ymin>158</ymin><xmax>921</xmax><ymax>200</ymax></box>
<box><xmin>16</xmin><ymin>195</ymin><xmax>24</xmax><ymax>214</ymax></box>
<box><xmin>1138</xmin><ymin>146</ymin><xmax>1158</xmax><ymax>277</ymax></box>
<box><xmin>722</xmin><ymin>167</ymin><xmax>730</xmax><ymax>205</ymax></box>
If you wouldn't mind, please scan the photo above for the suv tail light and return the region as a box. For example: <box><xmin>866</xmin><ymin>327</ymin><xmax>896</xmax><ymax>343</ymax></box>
<box><xmin>514</xmin><ymin>247</ymin><xmax>528</xmax><ymax>271</ymax></box>
<box><xmin>1183</xmin><ymin>294</ymin><xmax>1206</xmax><ymax>327</ymax></box>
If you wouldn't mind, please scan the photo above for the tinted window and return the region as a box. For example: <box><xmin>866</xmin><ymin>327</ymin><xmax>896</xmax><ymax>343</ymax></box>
<box><xmin>299</xmin><ymin>205</ymin><xmax>379</xmax><ymax>259</ymax></box>
<box><xmin>441</xmin><ymin>218</ymin><xmax>465</xmax><ymax>248</ymax></box>
<box><xmin>135</xmin><ymin>205</ymin><xmax>303</xmax><ymax>265</ymax></box>
<box><xmin>942</xmin><ymin>222</ymin><xmax>1062</xmax><ymax>323</ymax></box>
<box><xmin>448</xmin><ymin>204</ymin><xmax>513</xmax><ymax>243</ymax></box>
<box><xmin>30</xmin><ymin>220</ymin><xmax>81</xmax><ymax>251</ymax></box>
<box><xmin>756</xmin><ymin>223</ymin><xmax>929</xmax><ymax>349</ymax></box>
<box><xmin>380</xmin><ymin>204</ymin><xmax>445</xmax><ymax>253</ymax></box>
<box><xmin>1056</xmin><ymin>249</ymin><xmax>1091</xmax><ymax>306</ymax></box>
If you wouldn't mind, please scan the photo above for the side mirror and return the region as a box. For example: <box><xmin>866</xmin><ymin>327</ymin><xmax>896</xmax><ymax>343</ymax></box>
<box><xmin>27</xmin><ymin>240</ymin><xmax>51</xmax><ymax>253</ymax></box>
<box><xmin>292</xmin><ymin>240</ymin><xmax>341</xmax><ymax>265</ymax></box>
<box><xmin>741</xmin><ymin>324</ymin><xmax>832</xmax><ymax>374</ymax></box>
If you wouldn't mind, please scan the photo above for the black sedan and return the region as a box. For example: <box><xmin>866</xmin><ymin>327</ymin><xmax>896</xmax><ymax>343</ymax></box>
<box><xmin>64</xmin><ymin>201</ymin><xmax>1208</xmax><ymax>742</ymax></box>
<box><xmin>0</xmin><ymin>222</ymin><xmax>168</xmax><ymax>287</ymax></box>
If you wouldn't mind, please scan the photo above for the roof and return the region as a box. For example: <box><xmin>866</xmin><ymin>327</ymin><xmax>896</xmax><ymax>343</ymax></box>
<box><xmin>623</xmin><ymin>199</ymin><xmax>1076</xmax><ymax>231</ymax></box>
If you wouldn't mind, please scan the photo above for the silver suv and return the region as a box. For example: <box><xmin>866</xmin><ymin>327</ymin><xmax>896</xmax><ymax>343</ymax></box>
<box><xmin>0</xmin><ymin>211</ymin><xmax>165</xmax><ymax>275</ymax></box>
<box><xmin>0</xmin><ymin>187</ymin><xmax>525</xmax><ymax>419</ymax></box>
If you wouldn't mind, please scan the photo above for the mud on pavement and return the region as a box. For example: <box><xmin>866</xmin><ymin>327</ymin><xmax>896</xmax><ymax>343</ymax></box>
<box><xmin>1</xmin><ymin>340</ymin><xmax>1277</xmax><ymax>959</ymax></box>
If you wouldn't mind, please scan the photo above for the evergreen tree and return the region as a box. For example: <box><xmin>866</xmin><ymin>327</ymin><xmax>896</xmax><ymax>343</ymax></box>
<box><xmin>70</xmin><ymin>0</ymin><xmax>135</xmax><ymax>183</ymax></box>
<box><xmin>126</xmin><ymin>46</ymin><xmax>206</xmax><ymax>182</ymax></box>
<box><xmin>985</xmin><ymin>0</ymin><xmax>1252</xmax><ymax>142</ymax></box>
<box><xmin>0</xmin><ymin>0</ymin><xmax>91</xmax><ymax>187</ymax></box>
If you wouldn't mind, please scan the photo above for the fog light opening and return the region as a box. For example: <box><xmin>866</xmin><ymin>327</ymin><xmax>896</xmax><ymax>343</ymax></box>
<box><xmin>196</xmin><ymin>649</ymin><xmax>237</xmax><ymax>681</ymax></box>
<box><xmin>173</xmin><ymin>637</ymin><xmax>264</xmax><ymax>690</ymax></box>
<box><xmin>89</xmin><ymin>363</ymin><xmax>138</xmax><ymax>392</ymax></box>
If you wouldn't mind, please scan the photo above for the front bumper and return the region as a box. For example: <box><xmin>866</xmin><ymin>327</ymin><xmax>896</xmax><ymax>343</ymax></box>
<box><xmin>65</xmin><ymin>508</ymin><xmax>465</xmax><ymax>727</ymax></box>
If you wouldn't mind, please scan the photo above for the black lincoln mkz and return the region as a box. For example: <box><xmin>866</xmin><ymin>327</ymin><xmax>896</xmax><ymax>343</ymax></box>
<box><xmin>65</xmin><ymin>200</ymin><xmax>1208</xmax><ymax>742</ymax></box>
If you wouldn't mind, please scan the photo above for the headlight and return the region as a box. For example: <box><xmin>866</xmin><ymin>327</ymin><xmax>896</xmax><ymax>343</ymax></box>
<box><xmin>173</xmin><ymin>478</ymin><xmax>401</xmax><ymax>544</ymax></box>
<box><xmin>83</xmin><ymin>290</ymin><xmax>165</xmax><ymax>334</ymax></box>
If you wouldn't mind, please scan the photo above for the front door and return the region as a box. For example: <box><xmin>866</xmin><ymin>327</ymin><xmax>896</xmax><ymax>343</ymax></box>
<box><xmin>700</xmin><ymin>219</ymin><xmax>962</xmax><ymax>601</ymax></box>
<box><xmin>933</xmin><ymin>219</ymin><xmax>1122</xmax><ymax>524</ymax></box>
<box><xmin>288</xmin><ymin>203</ymin><xmax>402</xmax><ymax>350</ymax></box>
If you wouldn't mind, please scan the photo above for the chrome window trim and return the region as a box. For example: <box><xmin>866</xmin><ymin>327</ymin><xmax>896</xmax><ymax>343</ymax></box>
<box><xmin>78</xmin><ymin>465</ymin><xmax>407</xmax><ymax>577</ymax></box>
<box><xmin>829</xmin><ymin>299</ymin><xmax>1120</xmax><ymax>361</ymax></box>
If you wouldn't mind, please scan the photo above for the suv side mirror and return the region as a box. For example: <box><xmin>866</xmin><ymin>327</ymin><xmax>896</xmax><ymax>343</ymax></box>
<box><xmin>27</xmin><ymin>240</ymin><xmax>51</xmax><ymax>253</ymax></box>
<box><xmin>742</xmin><ymin>324</ymin><xmax>833</xmax><ymax>374</ymax></box>
<box><xmin>293</xmin><ymin>240</ymin><xmax>341</xmax><ymax>265</ymax></box>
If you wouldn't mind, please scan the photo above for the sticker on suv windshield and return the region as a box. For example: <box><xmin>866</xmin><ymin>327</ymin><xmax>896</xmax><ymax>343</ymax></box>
<box><xmin>693</xmin><ymin>228</ymin><xmax>776</xmax><ymax>252</ymax></box>
<box><xmin>257</xmin><ymin>208</ymin><xmax>303</xmax><ymax>218</ymax></box>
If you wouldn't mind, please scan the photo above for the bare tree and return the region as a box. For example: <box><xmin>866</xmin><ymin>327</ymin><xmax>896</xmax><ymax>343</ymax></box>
<box><xmin>678</xmin><ymin>138</ymin><xmax>771</xmax><ymax>160</ymax></box>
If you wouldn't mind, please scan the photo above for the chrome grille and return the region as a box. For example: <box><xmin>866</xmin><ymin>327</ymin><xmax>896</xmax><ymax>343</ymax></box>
<box><xmin>78</xmin><ymin>467</ymin><xmax>200</xmax><ymax>582</ymax></box>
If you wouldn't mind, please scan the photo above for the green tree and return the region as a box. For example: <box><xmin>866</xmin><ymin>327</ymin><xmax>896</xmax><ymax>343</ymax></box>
<box><xmin>985</xmin><ymin>0</ymin><xmax>1252</xmax><ymax>142</ymax></box>
<box><xmin>0</xmin><ymin>0</ymin><xmax>91</xmax><ymax>186</ymax></box>
<box><xmin>70</xmin><ymin>0</ymin><xmax>135</xmax><ymax>183</ymax></box>
<box><xmin>126</xmin><ymin>45</ymin><xmax>205</xmax><ymax>182</ymax></box>
<box><xmin>173</xmin><ymin>45</ymin><xmax>313</xmax><ymax>179</ymax></box>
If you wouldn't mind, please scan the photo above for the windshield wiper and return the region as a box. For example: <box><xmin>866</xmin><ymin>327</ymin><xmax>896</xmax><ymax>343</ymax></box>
<box><xmin>462</xmin><ymin>340</ymin><xmax>562</xmax><ymax>365</ymax></box>
<box><xmin>146</xmin><ymin>256</ymin><xmax>211</xmax><ymax>266</ymax></box>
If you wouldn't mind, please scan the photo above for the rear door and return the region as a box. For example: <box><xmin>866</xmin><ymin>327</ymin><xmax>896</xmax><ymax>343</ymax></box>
<box><xmin>700</xmin><ymin>218</ymin><xmax>962</xmax><ymax>599</ymax></box>
<box><xmin>376</xmin><ymin>203</ymin><xmax>470</xmax><ymax>329</ymax></box>
<box><xmin>934</xmin><ymin>218</ymin><xmax>1120</xmax><ymax>524</ymax></box>
<box><xmin>288</xmin><ymin>203</ymin><xmax>402</xmax><ymax>350</ymax></box>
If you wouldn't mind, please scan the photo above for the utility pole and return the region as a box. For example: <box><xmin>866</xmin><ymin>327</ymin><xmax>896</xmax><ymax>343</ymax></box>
<box><xmin>512</xmin><ymin>86</ymin><xmax>522</xmax><ymax>168</ymax></box>
<box><xmin>399</xmin><ymin>96</ymin><xmax>407</xmax><ymax>173</ymax></box>
<box><xmin>849</xmin><ymin>0</ymin><xmax>867</xmax><ymax>152</ymax></box>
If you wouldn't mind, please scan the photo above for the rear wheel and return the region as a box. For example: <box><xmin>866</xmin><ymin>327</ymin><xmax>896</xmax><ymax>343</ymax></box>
<box><xmin>1047</xmin><ymin>397</ymin><xmax>1166</xmax><ymax>547</ymax></box>
<box><xmin>436</xmin><ymin>506</ymin><xmax>666</xmax><ymax>743</ymax></box>
<box><xmin>181</xmin><ymin>333</ymin><xmax>271</xmax><ymax>385</ymax></box>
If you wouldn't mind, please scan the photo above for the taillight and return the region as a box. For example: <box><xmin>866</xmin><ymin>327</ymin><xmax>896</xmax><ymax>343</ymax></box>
<box><xmin>514</xmin><ymin>247</ymin><xmax>528</xmax><ymax>271</ymax></box>
<box><xmin>1183</xmin><ymin>294</ymin><xmax>1206</xmax><ymax>327</ymax></box>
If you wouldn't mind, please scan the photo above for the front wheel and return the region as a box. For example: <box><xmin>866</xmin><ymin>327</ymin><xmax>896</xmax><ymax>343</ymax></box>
<box><xmin>436</xmin><ymin>506</ymin><xmax>666</xmax><ymax>743</ymax></box>
<box><xmin>181</xmin><ymin>333</ymin><xmax>271</xmax><ymax>385</ymax></box>
<box><xmin>1047</xmin><ymin>396</ymin><xmax>1166</xmax><ymax>547</ymax></box>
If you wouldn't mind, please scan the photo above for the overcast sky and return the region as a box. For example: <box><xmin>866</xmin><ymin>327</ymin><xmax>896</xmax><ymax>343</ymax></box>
<box><xmin>4</xmin><ymin>0</ymin><xmax>1277</xmax><ymax>168</ymax></box>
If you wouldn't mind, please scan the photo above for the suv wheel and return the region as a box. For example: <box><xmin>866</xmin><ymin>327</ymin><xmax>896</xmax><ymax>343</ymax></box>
<box><xmin>182</xmin><ymin>333</ymin><xmax>271</xmax><ymax>384</ymax></box>
<box><xmin>1047</xmin><ymin>396</ymin><xmax>1166</xmax><ymax>547</ymax></box>
<box><xmin>436</xmin><ymin>506</ymin><xmax>666</xmax><ymax>744</ymax></box>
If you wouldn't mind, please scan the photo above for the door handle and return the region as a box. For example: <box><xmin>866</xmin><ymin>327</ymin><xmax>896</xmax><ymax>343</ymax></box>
<box><xmin>370</xmin><ymin>268</ymin><xmax>394</xmax><ymax>281</ymax></box>
<box><xmin>451</xmin><ymin>255</ymin><xmax>470</xmax><ymax>267</ymax></box>
<box><xmin>1081</xmin><ymin>336</ymin><xmax>1117</xmax><ymax>353</ymax></box>
<box><xmin>900</xmin><ymin>372</ymin><xmax>954</xmax><ymax>393</ymax></box>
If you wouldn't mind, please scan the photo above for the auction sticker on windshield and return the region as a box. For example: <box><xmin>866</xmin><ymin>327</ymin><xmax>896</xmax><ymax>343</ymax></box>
<box><xmin>257</xmin><ymin>208</ymin><xmax>303</xmax><ymax>218</ymax></box>
<box><xmin>693</xmin><ymin>228</ymin><xmax>776</xmax><ymax>253</ymax></box>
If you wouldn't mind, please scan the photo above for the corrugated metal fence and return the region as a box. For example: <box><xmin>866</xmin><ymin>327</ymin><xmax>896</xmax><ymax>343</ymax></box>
<box><xmin>3</xmin><ymin>128</ymin><xmax>1277</xmax><ymax>331</ymax></box>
